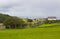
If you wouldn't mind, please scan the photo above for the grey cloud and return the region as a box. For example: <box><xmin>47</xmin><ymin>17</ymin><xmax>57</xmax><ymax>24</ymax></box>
<box><xmin>0</xmin><ymin>0</ymin><xmax>60</xmax><ymax>18</ymax></box>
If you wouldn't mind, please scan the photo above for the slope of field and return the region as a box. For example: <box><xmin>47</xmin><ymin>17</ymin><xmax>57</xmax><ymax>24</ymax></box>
<box><xmin>0</xmin><ymin>23</ymin><xmax>60</xmax><ymax>39</ymax></box>
<box><xmin>39</xmin><ymin>23</ymin><xmax>60</xmax><ymax>28</ymax></box>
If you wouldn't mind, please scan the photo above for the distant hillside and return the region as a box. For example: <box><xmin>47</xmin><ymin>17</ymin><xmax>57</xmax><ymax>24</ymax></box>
<box><xmin>0</xmin><ymin>13</ymin><xmax>11</xmax><ymax>23</ymax></box>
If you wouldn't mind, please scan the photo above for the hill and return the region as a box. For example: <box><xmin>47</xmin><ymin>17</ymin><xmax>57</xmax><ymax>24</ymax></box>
<box><xmin>0</xmin><ymin>13</ymin><xmax>11</xmax><ymax>23</ymax></box>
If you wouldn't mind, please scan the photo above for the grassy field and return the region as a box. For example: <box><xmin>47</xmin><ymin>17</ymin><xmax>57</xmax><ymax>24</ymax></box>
<box><xmin>0</xmin><ymin>23</ymin><xmax>60</xmax><ymax>39</ymax></box>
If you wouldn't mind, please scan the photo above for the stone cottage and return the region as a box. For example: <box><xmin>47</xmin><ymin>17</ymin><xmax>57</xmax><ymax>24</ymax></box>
<box><xmin>0</xmin><ymin>23</ymin><xmax>5</xmax><ymax>29</ymax></box>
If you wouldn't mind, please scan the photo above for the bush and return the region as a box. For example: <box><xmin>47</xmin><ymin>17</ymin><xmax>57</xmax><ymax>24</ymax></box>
<box><xmin>3</xmin><ymin>17</ymin><xmax>28</xmax><ymax>29</ymax></box>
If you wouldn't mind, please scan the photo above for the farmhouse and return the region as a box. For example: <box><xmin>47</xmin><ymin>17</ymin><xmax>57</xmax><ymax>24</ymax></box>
<box><xmin>0</xmin><ymin>23</ymin><xmax>5</xmax><ymax>29</ymax></box>
<box><xmin>48</xmin><ymin>16</ymin><xmax>57</xmax><ymax>20</ymax></box>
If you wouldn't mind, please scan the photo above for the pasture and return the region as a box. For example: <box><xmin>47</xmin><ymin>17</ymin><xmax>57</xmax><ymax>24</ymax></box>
<box><xmin>0</xmin><ymin>23</ymin><xmax>60</xmax><ymax>39</ymax></box>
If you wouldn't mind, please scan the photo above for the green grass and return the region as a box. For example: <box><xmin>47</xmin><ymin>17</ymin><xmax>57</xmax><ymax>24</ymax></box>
<box><xmin>0</xmin><ymin>23</ymin><xmax>60</xmax><ymax>39</ymax></box>
<box><xmin>40</xmin><ymin>23</ymin><xmax>60</xmax><ymax>27</ymax></box>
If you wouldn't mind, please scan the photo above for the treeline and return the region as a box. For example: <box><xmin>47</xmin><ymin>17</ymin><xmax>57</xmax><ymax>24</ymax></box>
<box><xmin>0</xmin><ymin>13</ymin><xmax>60</xmax><ymax>29</ymax></box>
<box><xmin>0</xmin><ymin>13</ymin><xmax>11</xmax><ymax>23</ymax></box>
<box><xmin>0</xmin><ymin>13</ymin><xmax>35</xmax><ymax>29</ymax></box>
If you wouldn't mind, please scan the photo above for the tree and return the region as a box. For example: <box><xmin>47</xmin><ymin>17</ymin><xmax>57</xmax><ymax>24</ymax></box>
<box><xmin>3</xmin><ymin>17</ymin><xmax>27</xmax><ymax>29</ymax></box>
<box><xmin>27</xmin><ymin>19</ymin><xmax>33</xmax><ymax>22</ymax></box>
<box><xmin>0</xmin><ymin>13</ymin><xmax>11</xmax><ymax>23</ymax></box>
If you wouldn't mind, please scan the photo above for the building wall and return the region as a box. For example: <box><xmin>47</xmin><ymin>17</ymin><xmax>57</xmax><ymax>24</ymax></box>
<box><xmin>0</xmin><ymin>23</ymin><xmax>6</xmax><ymax>29</ymax></box>
<box><xmin>0</xmin><ymin>26</ymin><xmax>5</xmax><ymax>29</ymax></box>
<box><xmin>48</xmin><ymin>18</ymin><xmax>56</xmax><ymax>20</ymax></box>
<box><xmin>48</xmin><ymin>16</ymin><xmax>57</xmax><ymax>20</ymax></box>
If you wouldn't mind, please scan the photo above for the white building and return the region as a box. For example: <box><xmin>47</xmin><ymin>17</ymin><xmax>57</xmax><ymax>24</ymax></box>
<box><xmin>48</xmin><ymin>16</ymin><xmax>57</xmax><ymax>20</ymax></box>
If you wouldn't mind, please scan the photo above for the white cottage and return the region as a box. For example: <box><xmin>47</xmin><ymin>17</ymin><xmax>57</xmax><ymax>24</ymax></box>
<box><xmin>48</xmin><ymin>16</ymin><xmax>57</xmax><ymax>20</ymax></box>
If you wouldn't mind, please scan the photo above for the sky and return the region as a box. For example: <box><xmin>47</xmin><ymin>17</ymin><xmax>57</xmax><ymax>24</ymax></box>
<box><xmin>0</xmin><ymin>0</ymin><xmax>60</xmax><ymax>19</ymax></box>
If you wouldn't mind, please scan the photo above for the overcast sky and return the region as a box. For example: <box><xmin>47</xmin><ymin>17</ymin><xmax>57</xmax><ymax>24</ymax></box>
<box><xmin>0</xmin><ymin>0</ymin><xmax>60</xmax><ymax>18</ymax></box>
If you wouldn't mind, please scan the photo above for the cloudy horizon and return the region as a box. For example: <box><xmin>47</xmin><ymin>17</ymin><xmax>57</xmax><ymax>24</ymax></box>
<box><xmin>0</xmin><ymin>0</ymin><xmax>60</xmax><ymax>19</ymax></box>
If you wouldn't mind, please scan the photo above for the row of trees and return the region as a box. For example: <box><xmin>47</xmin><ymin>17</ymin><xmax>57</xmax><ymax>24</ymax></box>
<box><xmin>0</xmin><ymin>13</ymin><xmax>11</xmax><ymax>23</ymax></box>
<box><xmin>4</xmin><ymin>17</ymin><xmax>27</xmax><ymax>29</ymax></box>
<box><xmin>0</xmin><ymin>13</ymin><xmax>40</xmax><ymax>29</ymax></box>
<box><xmin>0</xmin><ymin>13</ymin><xmax>28</xmax><ymax>29</ymax></box>
<box><xmin>1</xmin><ymin>13</ymin><xmax>60</xmax><ymax>29</ymax></box>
